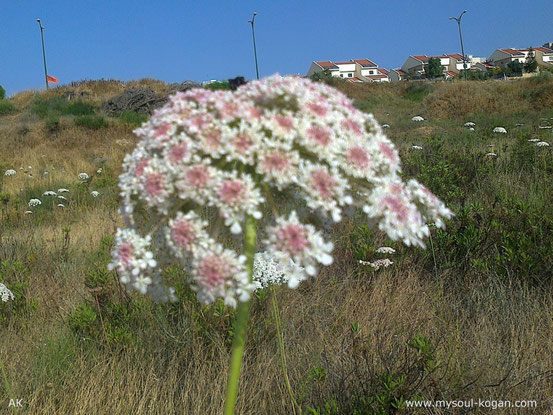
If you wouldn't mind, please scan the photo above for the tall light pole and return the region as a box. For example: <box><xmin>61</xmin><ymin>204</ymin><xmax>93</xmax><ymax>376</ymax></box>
<box><xmin>36</xmin><ymin>18</ymin><xmax>49</xmax><ymax>89</ymax></box>
<box><xmin>248</xmin><ymin>12</ymin><xmax>259</xmax><ymax>80</ymax></box>
<box><xmin>449</xmin><ymin>10</ymin><xmax>467</xmax><ymax>81</ymax></box>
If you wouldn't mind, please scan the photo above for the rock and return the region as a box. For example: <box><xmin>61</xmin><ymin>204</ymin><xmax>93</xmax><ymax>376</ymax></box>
<box><xmin>101</xmin><ymin>87</ymin><xmax>167</xmax><ymax>116</ymax></box>
<box><xmin>168</xmin><ymin>80</ymin><xmax>201</xmax><ymax>93</ymax></box>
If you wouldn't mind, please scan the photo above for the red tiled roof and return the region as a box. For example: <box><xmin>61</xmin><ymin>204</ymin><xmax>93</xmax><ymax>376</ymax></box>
<box><xmin>441</xmin><ymin>53</ymin><xmax>464</xmax><ymax>60</ymax></box>
<box><xmin>315</xmin><ymin>61</ymin><xmax>339</xmax><ymax>69</ymax></box>
<box><xmin>412</xmin><ymin>55</ymin><xmax>430</xmax><ymax>62</ymax></box>
<box><xmin>378</xmin><ymin>68</ymin><xmax>389</xmax><ymax>75</ymax></box>
<box><xmin>352</xmin><ymin>59</ymin><xmax>377</xmax><ymax>67</ymax></box>
<box><xmin>346</xmin><ymin>77</ymin><xmax>364</xmax><ymax>83</ymax></box>
<box><xmin>534</xmin><ymin>47</ymin><xmax>553</xmax><ymax>53</ymax></box>
<box><xmin>445</xmin><ymin>71</ymin><xmax>458</xmax><ymax>77</ymax></box>
<box><xmin>478</xmin><ymin>62</ymin><xmax>494</xmax><ymax>68</ymax></box>
<box><xmin>393</xmin><ymin>68</ymin><xmax>407</xmax><ymax>75</ymax></box>
<box><xmin>366</xmin><ymin>74</ymin><xmax>388</xmax><ymax>79</ymax></box>
<box><xmin>334</xmin><ymin>61</ymin><xmax>357</xmax><ymax>65</ymax></box>
<box><xmin>500</xmin><ymin>48</ymin><xmax>525</xmax><ymax>55</ymax></box>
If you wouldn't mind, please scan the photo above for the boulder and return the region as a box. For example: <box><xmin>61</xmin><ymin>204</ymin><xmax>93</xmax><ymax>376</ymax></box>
<box><xmin>101</xmin><ymin>87</ymin><xmax>167</xmax><ymax>116</ymax></box>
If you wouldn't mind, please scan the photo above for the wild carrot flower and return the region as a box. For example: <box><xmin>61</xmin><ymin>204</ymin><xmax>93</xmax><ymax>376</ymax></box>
<box><xmin>78</xmin><ymin>172</ymin><xmax>89</xmax><ymax>181</ymax></box>
<box><xmin>24</xmin><ymin>211</ymin><xmax>33</xmax><ymax>215</ymax></box>
<box><xmin>411</xmin><ymin>116</ymin><xmax>424</xmax><ymax>122</ymax></box>
<box><xmin>464</xmin><ymin>122</ymin><xmax>475</xmax><ymax>127</ymax></box>
<box><xmin>42</xmin><ymin>191</ymin><xmax>57</xmax><ymax>197</ymax></box>
<box><xmin>28</xmin><ymin>199</ymin><xmax>41</xmax><ymax>207</ymax></box>
<box><xmin>375</xmin><ymin>247</ymin><xmax>396</xmax><ymax>254</ymax></box>
<box><xmin>411</xmin><ymin>145</ymin><xmax>423</xmax><ymax>150</ymax></box>
<box><xmin>90</xmin><ymin>191</ymin><xmax>100</xmax><ymax>197</ymax></box>
<box><xmin>485</xmin><ymin>153</ymin><xmax>498</xmax><ymax>157</ymax></box>
<box><xmin>493</xmin><ymin>127</ymin><xmax>507</xmax><ymax>134</ymax></box>
<box><xmin>0</xmin><ymin>283</ymin><xmax>14</xmax><ymax>302</ymax></box>
<box><xmin>359</xmin><ymin>258</ymin><xmax>394</xmax><ymax>270</ymax></box>
<box><xmin>109</xmin><ymin>74</ymin><xmax>452</xmax><ymax>305</ymax></box>
<box><xmin>528</xmin><ymin>138</ymin><xmax>540</xmax><ymax>142</ymax></box>
<box><xmin>536</xmin><ymin>141</ymin><xmax>550</xmax><ymax>147</ymax></box>
<box><xmin>58</xmin><ymin>188</ymin><xmax>70</xmax><ymax>193</ymax></box>
<box><xmin>4</xmin><ymin>169</ymin><xmax>16</xmax><ymax>177</ymax></box>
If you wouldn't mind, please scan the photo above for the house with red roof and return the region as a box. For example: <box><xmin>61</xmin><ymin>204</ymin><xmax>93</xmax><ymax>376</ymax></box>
<box><xmin>401</xmin><ymin>54</ymin><xmax>471</xmax><ymax>78</ymax></box>
<box><xmin>306</xmin><ymin>59</ymin><xmax>390</xmax><ymax>82</ymax></box>
<box><xmin>388</xmin><ymin>68</ymin><xmax>407</xmax><ymax>82</ymax></box>
<box><xmin>489</xmin><ymin>47</ymin><xmax>553</xmax><ymax>69</ymax></box>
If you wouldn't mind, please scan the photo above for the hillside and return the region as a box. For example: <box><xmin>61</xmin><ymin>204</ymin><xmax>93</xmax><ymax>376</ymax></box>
<box><xmin>1</xmin><ymin>76</ymin><xmax>552</xmax><ymax>414</ymax></box>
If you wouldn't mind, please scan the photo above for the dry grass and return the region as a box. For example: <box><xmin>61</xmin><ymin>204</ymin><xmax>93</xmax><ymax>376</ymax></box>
<box><xmin>1</xmin><ymin>79</ymin><xmax>553</xmax><ymax>414</ymax></box>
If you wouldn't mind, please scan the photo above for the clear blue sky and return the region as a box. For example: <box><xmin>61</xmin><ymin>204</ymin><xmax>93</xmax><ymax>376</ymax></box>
<box><xmin>1</xmin><ymin>0</ymin><xmax>552</xmax><ymax>96</ymax></box>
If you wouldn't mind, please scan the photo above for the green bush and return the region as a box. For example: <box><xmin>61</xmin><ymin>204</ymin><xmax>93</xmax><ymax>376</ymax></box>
<box><xmin>31</xmin><ymin>97</ymin><xmax>95</xmax><ymax>119</ymax></box>
<box><xmin>120</xmin><ymin>110</ymin><xmax>147</xmax><ymax>126</ymax></box>
<box><xmin>204</xmin><ymin>81</ymin><xmax>231</xmax><ymax>90</ymax></box>
<box><xmin>0</xmin><ymin>100</ymin><xmax>16</xmax><ymax>115</ymax></box>
<box><xmin>74</xmin><ymin>114</ymin><xmax>108</xmax><ymax>129</ymax></box>
<box><xmin>403</xmin><ymin>83</ymin><xmax>432</xmax><ymax>101</ymax></box>
<box><xmin>0</xmin><ymin>84</ymin><xmax>5</xmax><ymax>99</ymax></box>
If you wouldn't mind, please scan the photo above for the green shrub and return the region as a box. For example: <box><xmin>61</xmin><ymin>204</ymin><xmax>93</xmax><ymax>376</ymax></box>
<box><xmin>0</xmin><ymin>84</ymin><xmax>5</xmax><ymax>99</ymax></box>
<box><xmin>31</xmin><ymin>97</ymin><xmax>95</xmax><ymax>119</ymax></box>
<box><xmin>0</xmin><ymin>100</ymin><xmax>16</xmax><ymax>115</ymax></box>
<box><xmin>120</xmin><ymin>110</ymin><xmax>147</xmax><ymax>126</ymax></box>
<box><xmin>74</xmin><ymin>114</ymin><xmax>108</xmax><ymax>129</ymax></box>
<box><xmin>204</xmin><ymin>81</ymin><xmax>231</xmax><ymax>90</ymax></box>
<box><xmin>403</xmin><ymin>83</ymin><xmax>432</xmax><ymax>101</ymax></box>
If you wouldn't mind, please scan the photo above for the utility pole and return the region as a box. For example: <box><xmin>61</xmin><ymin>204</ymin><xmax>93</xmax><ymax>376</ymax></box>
<box><xmin>449</xmin><ymin>10</ymin><xmax>468</xmax><ymax>81</ymax></box>
<box><xmin>36</xmin><ymin>18</ymin><xmax>49</xmax><ymax>89</ymax></box>
<box><xmin>248</xmin><ymin>12</ymin><xmax>260</xmax><ymax>80</ymax></box>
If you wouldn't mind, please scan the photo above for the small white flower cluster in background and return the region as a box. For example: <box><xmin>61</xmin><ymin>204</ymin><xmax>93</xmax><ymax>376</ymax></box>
<box><xmin>359</xmin><ymin>258</ymin><xmax>394</xmax><ymax>270</ymax></box>
<box><xmin>0</xmin><ymin>283</ymin><xmax>15</xmax><ymax>302</ymax></box>
<box><xmin>485</xmin><ymin>153</ymin><xmax>498</xmax><ymax>157</ymax></box>
<box><xmin>536</xmin><ymin>141</ymin><xmax>550</xmax><ymax>147</ymax></box>
<box><xmin>411</xmin><ymin>145</ymin><xmax>423</xmax><ymax>150</ymax></box>
<box><xmin>28</xmin><ymin>199</ymin><xmax>41</xmax><ymax>207</ymax></box>
<box><xmin>90</xmin><ymin>191</ymin><xmax>100</xmax><ymax>198</ymax></box>
<box><xmin>78</xmin><ymin>172</ymin><xmax>89</xmax><ymax>181</ymax></box>
<box><xmin>411</xmin><ymin>116</ymin><xmax>425</xmax><ymax>122</ymax></box>
<box><xmin>375</xmin><ymin>246</ymin><xmax>396</xmax><ymax>255</ymax></box>
<box><xmin>493</xmin><ymin>127</ymin><xmax>507</xmax><ymax>134</ymax></box>
<box><xmin>4</xmin><ymin>169</ymin><xmax>16</xmax><ymax>177</ymax></box>
<box><xmin>42</xmin><ymin>190</ymin><xmax>57</xmax><ymax>197</ymax></box>
<box><xmin>252</xmin><ymin>251</ymin><xmax>304</xmax><ymax>290</ymax></box>
<box><xmin>528</xmin><ymin>138</ymin><xmax>540</xmax><ymax>142</ymax></box>
<box><xmin>381</xmin><ymin>124</ymin><xmax>390</xmax><ymax>129</ymax></box>
<box><xmin>58</xmin><ymin>188</ymin><xmax>70</xmax><ymax>193</ymax></box>
<box><xmin>97</xmin><ymin>168</ymin><xmax>103</xmax><ymax>174</ymax></box>
<box><xmin>108</xmin><ymin>75</ymin><xmax>452</xmax><ymax>306</ymax></box>
<box><xmin>464</xmin><ymin>122</ymin><xmax>475</xmax><ymax>128</ymax></box>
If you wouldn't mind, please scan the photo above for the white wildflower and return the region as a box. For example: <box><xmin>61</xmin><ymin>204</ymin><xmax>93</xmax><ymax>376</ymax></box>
<box><xmin>359</xmin><ymin>258</ymin><xmax>394</xmax><ymax>270</ymax></box>
<box><xmin>4</xmin><ymin>169</ymin><xmax>16</xmax><ymax>176</ymax></box>
<box><xmin>0</xmin><ymin>283</ymin><xmax>15</xmax><ymax>302</ymax></box>
<box><xmin>28</xmin><ymin>199</ymin><xmax>41</xmax><ymax>207</ymax></box>
<box><xmin>90</xmin><ymin>191</ymin><xmax>100</xmax><ymax>197</ymax></box>
<box><xmin>42</xmin><ymin>190</ymin><xmax>57</xmax><ymax>197</ymax></box>
<box><xmin>411</xmin><ymin>116</ymin><xmax>425</xmax><ymax>122</ymax></box>
<box><xmin>375</xmin><ymin>247</ymin><xmax>396</xmax><ymax>255</ymax></box>
<box><xmin>411</xmin><ymin>145</ymin><xmax>423</xmax><ymax>150</ymax></box>
<box><xmin>536</xmin><ymin>141</ymin><xmax>550</xmax><ymax>147</ymax></box>
<box><xmin>464</xmin><ymin>122</ymin><xmax>475</xmax><ymax>127</ymax></box>
<box><xmin>78</xmin><ymin>172</ymin><xmax>89</xmax><ymax>181</ymax></box>
<box><xmin>485</xmin><ymin>153</ymin><xmax>497</xmax><ymax>157</ymax></box>
<box><xmin>493</xmin><ymin>127</ymin><xmax>507</xmax><ymax>134</ymax></box>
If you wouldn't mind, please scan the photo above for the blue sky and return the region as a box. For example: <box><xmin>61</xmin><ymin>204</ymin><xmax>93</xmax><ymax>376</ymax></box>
<box><xmin>1</xmin><ymin>0</ymin><xmax>552</xmax><ymax>96</ymax></box>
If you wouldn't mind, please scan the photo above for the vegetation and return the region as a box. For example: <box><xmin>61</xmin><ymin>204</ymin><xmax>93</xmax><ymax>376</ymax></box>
<box><xmin>1</xmin><ymin>77</ymin><xmax>552</xmax><ymax>413</ymax></box>
<box><xmin>425</xmin><ymin>57</ymin><xmax>443</xmax><ymax>79</ymax></box>
<box><xmin>0</xmin><ymin>84</ymin><xmax>5</xmax><ymax>100</ymax></box>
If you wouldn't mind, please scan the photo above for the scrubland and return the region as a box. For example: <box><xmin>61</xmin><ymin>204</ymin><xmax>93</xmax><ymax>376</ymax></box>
<box><xmin>1</xmin><ymin>76</ymin><xmax>553</xmax><ymax>414</ymax></box>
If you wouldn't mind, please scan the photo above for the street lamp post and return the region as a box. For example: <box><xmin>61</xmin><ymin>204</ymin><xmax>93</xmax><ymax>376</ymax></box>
<box><xmin>449</xmin><ymin>10</ymin><xmax>468</xmax><ymax>81</ymax></box>
<box><xmin>36</xmin><ymin>18</ymin><xmax>49</xmax><ymax>89</ymax></box>
<box><xmin>248</xmin><ymin>12</ymin><xmax>259</xmax><ymax>80</ymax></box>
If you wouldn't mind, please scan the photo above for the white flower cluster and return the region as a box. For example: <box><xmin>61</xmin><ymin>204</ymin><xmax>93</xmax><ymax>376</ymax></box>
<box><xmin>359</xmin><ymin>258</ymin><xmax>394</xmax><ymax>270</ymax></box>
<box><xmin>375</xmin><ymin>246</ymin><xmax>396</xmax><ymax>254</ymax></box>
<box><xmin>90</xmin><ymin>191</ymin><xmax>100</xmax><ymax>197</ymax></box>
<box><xmin>43</xmin><ymin>190</ymin><xmax>57</xmax><ymax>197</ymax></box>
<box><xmin>252</xmin><ymin>251</ymin><xmax>304</xmax><ymax>290</ymax></box>
<box><xmin>411</xmin><ymin>145</ymin><xmax>423</xmax><ymax>150</ymax></box>
<box><xmin>464</xmin><ymin>122</ymin><xmax>475</xmax><ymax>127</ymax></box>
<box><xmin>536</xmin><ymin>141</ymin><xmax>550</xmax><ymax>147</ymax></box>
<box><xmin>4</xmin><ymin>169</ymin><xmax>16</xmax><ymax>177</ymax></box>
<box><xmin>411</xmin><ymin>116</ymin><xmax>425</xmax><ymax>122</ymax></box>
<box><xmin>0</xmin><ymin>283</ymin><xmax>15</xmax><ymax>302</ymax></box>
<box><xmin>493</xmin><ymin>127</ymin><xmax>507</xmax><ymax>134</ymax></box>
<box><xmin>485</xmin><ymin>153</ymin><xmax>498</xmax><ymax>157</ymax></box>
<box><xmin>28</xmin><ymin>199</ymin><xmax>41</xmax><ymax>207</ymax></box>
<box><xmin>78</xmin><ymin>172</ymin><xmax>89</xmax><ymax>181</ymax></box>
<box><xmin>109</xmin><ymin>75</ymin><xmax>452</xmax><ymax>306</ymax></box>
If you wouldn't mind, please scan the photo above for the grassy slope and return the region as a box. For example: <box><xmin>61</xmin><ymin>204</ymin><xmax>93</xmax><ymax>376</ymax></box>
<box><xmin>0</xmin><ymin>77</ymin><xmax>552</xmax><ymax>414</ymax></box>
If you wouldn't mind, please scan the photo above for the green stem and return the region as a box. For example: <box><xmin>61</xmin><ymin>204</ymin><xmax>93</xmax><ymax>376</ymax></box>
<box><xmin>0</xmin><ymin>354</ymin><xmax>15</xmax><ymax>410</ymax></box>
<box><xmin>271</xmin><ymin>287</ymin><xmax>302</xmax><ymax>415</ymax></box>
<box><xmin>223</xmin><ymin>215</ymin><xmax>258</xmax><ymax>415</ymax></box>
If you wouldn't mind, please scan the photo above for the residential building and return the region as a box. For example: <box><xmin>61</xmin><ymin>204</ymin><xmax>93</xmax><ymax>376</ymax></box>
<box><xmin>389</xmin><ymin>68</ymin><xmax>407</xmax><ymax>82</ymax></box>
<box><xmin>474</xmin><ymin>61</ymin><xmax>495</xmax><ymax>72</ymax></box>
<box><xmin>534</xmin><ymin>47</ymin><xmax>553</xmax><ymax>66</ymax></box>
<box><xmin>306</xmin><ymin>59</ymin><xmax>390</xmax><ymax>82</ymax></box>
<box><xmin>400</xmin><ymin>54</ymin><xmax>471</xmax><ymax>78</ymax></box>
<box><xmin>489</xmin><ymin>47</ymin><xmax>553</xmax><ymax>69</ymax></box>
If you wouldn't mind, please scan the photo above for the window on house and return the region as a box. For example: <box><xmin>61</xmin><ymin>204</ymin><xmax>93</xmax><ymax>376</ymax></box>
<box><xmin>348</xmin><ymin>73</ymin><xmax>352</xmax><ymax>77</ymax></box>
<box><xmin>369</xmin><ymin>70</ymin><xmax>374</xmax><ymax>74</ymax></box>
<box><xmin>340</xmin><ymin>74</ymin><xmax>344</xmax><ymax>77</ymax></box>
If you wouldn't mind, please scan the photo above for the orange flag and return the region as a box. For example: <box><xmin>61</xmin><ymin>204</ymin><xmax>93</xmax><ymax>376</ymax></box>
<box><xmin>46</xmin><ymin>75</ymin><xmax>58</xmax><ymax>84</ymax></box>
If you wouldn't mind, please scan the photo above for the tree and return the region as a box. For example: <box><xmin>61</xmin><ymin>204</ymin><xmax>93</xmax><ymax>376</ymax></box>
<box><xmin>426</xmin><ymin>57</ymin><xmax>444</xmax><ymax>79</ymax></box>
<box><xmin>506</xmin><ymin>60</ymin><xmax>523</xmax><ymax>77</ymax></box>
<box><xmin>0</xmin><ymin>84</ymin><xmax>5</xmax><ymax>100</ymax></box>
<box><xmin>524</xmin><ymin>47</ymin><xmax>538</xmax><ymax>73</ymax></box>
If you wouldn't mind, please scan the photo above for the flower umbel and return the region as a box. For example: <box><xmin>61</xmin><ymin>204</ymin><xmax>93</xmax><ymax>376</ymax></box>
<box><xmin>109</xmin><ymin>74</ymin><xmax>452</xmax><ymax>306</ymax></box>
